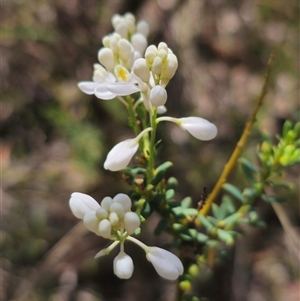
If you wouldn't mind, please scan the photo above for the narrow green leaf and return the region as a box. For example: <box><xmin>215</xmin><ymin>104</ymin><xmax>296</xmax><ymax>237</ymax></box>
<box><xmin>151</xmin><ymin>161</ymin><xmax>173</xmax><ymax>185</ymax></box>
<box><xmin>222</xmin><ymin>183</ymin><xmax>245</xmax><ymax>202</ymax></box>
<box><xmin>217</xmin><ymin>229</ymin><xmax>234</xmax><ymax>245</ymax></box>
<box><xmin>198</xmin><ymin>214</ymin><xmax>213</xmax><ymax>230</ymax></box>
<box><xmin>239</xmin><ymin>157</ymin><xmax>259</xmax><ymax>184</ymax></box>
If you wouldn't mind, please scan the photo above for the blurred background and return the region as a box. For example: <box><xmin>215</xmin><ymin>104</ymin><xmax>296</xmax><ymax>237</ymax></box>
<box><xmin>1</xmin><ymin>0</ymin><xmax>299</xmax><ymax>300</ymax></box>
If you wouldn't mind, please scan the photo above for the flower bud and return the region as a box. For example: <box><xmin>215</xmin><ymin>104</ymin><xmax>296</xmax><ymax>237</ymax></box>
<box><xmin>113</xmin><ymin>251</ymin><xmax>134</xmax><ymax>279</ymax></box>
<box><xmin>83</xmin><ymin>211</ymin><xmax>99</xmax><ymax>233</ymax></box>
<box><xmin>133</xmin><ymin>58</ymin><xmax>150</xmax><ymax>83</ymax></box>
<box><xmin>124</xmin><ymin>13</ymin><xmax>136</xmax><ymax>34</ymax></box>
<box><xmin>131</xmin><ymin>33</ymin><xmax>147</xmax><ymax>56</ymax></box>
<box><xmin>69</xmin><ymin>192</ymin><xmax>100</xmax><ymax>219</ymax></box>
<box><xmin>101</xmin><ymin>196</ymin><xmax>113</xmax><ymax>211</ymax></box>
<box><xmin>113</xmin><ymin>193</ymin><xmax>132</xmax><ymax>212</ymax></box>
<box><xmin>110</xmin><ymin>202</ymin><xmax>125</xmax><ymax>218</ymax></box>
<box><xmin>98</xmin><ymin>48</ymin><xmax>115</xmax><ymax>72</ymax></box>
<box><xmin>124</xmin><ymin>212</ymin><xmax>141</xmax><ymax>234</ymax></box>
<box><xmin>98</xmin><ymin>219</ymin><xmax>111</xmax><ymax>238</ymax></box>
<box><xmin>161</xmin><ymin>53</ymin><xmax>178</xmax><ymax>80</ymax></box>
<box><xmin>115</xmin><ymin>23</ymin><xmax>128</xmax><ymax>38</ymax></box>
<box><xmin>109</xmin><ymin>33</ymin><xmax>121</xmax><ymax>54</ymax></box>
<box><xmin>137</xmin><ymin>20</ymin><xmax>149</xmax><ymax>38</ymax></box>
<box><xmin>179</xmin><ymin>117</ymin><xmax>217</xmax><ymax>141</ymax></box>
<box><xmin>152</xmin><ymin>56</ymin><xmax>162</xmax><ymax>75</ymax></box>
<box><xmin>118</xmin><ymin>39</ymin><xmax>133</xmax><ymax>61</ymax></box>
<box><xmin>149</xmin><ymin>85</ymin><xmax>167</xmax><ymax>107</ymax></box>
<box><xmin>109</xmin><ymin>212</ymin><xmax>119</xmax><ymax>226</ymax></box>
<box><xmin>145</xmin><ymin>45</ymin><xmax>157</xmax><ymax>66</ymax></box>
<box><xmin>158</xmin><ymin>42</ymin><xmax>168</xmax><ymax>52</ymax></box>
<box><xmin>104</xmin><ymin>139</ymin><xmax>139</xmax><ymax>171</ymax></box>
<box><xmin>146</xmin><ymin>247</ymin><xmax>183</xmax><ymax>280</ymax></box>
<box><xmin>96</xmin><ymin>206</ymin><xmax>108</xmax><ymax>220</ymax></box>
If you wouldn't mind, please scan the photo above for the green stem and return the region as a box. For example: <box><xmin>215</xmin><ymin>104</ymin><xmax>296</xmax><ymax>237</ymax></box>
<box><xmin>147</xmin><ymin>109</ymin><xmax>158</xmax><ymax>184</ymax></box>
<box><xmin>126</xmin><ymin>95</ymin><xmax>141</xmax><ymax>137</ymax></box>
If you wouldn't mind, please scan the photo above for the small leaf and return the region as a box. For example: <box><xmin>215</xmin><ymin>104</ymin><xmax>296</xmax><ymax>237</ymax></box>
<box><xmin>151</xmin><ymin>161</ymin><xmax>173</xmax><ymax>185</ymax></box>
<box><xmin>239</xmin><ymin>157</ymin><xmax>259</xmax><ymax>184</ymax></box>
<box><xmin>212</xmin><ymin>203</ymin><xmax>221</xmax><ymax>220</ymax></box>
<box><xmin>182</xmin><ymin>208</ymin><xmax>198</xmax><ymax>216</ymax></box>
<box><xmin>196</xmin><ymin>233</ymin><xmax>208</xmax><ymax>243</ymax></box>
<box><xmin>222</xmin><ymin>213</ymin><xmax>239</xmax><ymax>228</ymax></box>
<box><xmin>198</xmin><ymin>214</ymin><xmax>213</xmax><ymax>230</ymax></box>
<box><xmin>181</xmin><ymin>197</ymin><xmax>192</xmax><ymax>208</ymax></box>
<box><xmin>222</xmin><ymin>183</ymin><xmax>245</xmax><ymax>202</ymax></box>
<box><xmin>166</xmin><ymin>189</ymin><xmax>175</xmax><ymax>201</ymax></box>
<box><xmin>217</xmin><ymin>229</ymin><xmax>234</xmax><ymax>245</ymax></box>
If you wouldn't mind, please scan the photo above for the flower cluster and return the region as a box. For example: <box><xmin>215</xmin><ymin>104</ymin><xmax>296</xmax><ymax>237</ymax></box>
<box><xmin>78</xmin><ymin>13</ymin><xmax>217</xmax><ymax>172</ymax></box>
<box><xmin>69</xmin><ymin>192</ymin><xmax>183</xmax><ymax>280</ymax></box>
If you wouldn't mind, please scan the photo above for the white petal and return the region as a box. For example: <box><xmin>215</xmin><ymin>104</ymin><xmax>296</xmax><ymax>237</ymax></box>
<box><xmin>104</xmin><ymin>139</ymin><xmax>139</xmax><ymax>171</ymax></box>
<box><xmin>124</xmin><ymin>212</ymin><xmax>140</xmax><ymax>234</ymax></box>
<box><xmin>113</xmin><ymin>251</ymin><xmax>134</xmax><ymax>279</ymax></box>
<box><xmin>95</xmin><ymin>84</ymin><xmax>117</xmax><ymax>100</ymax></box>
<box><xmin>78</xmin><ymin>82</ymin><xmax>99</xmax><ymax>95</ymax></box>
<box><xmin>180</xmin><ymin>117</ymin><xmax>217</xmax><ymax>141</ymax></box>
<box><xmin>107</xmin><ymin>82</ymin><xmax>141</xmax><ymax>96</ymax></box>
<box><xmin>69</xmin><ymin>192</ymin><xmax>100</xmax><ymax>219</ymax></box>
<box><xmin>146</xmin><ymin>247</ymin><xmax>183</xmax><ymax>280</ymax></box>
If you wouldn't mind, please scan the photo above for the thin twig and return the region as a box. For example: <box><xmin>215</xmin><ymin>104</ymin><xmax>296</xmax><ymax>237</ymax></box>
<box><xmin>199</xmin><ymin>52</ymin><xmax>275</xmax><ymax>217</ymax></box>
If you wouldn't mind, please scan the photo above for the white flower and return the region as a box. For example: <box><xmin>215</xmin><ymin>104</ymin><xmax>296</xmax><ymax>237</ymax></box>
<box><xmin>113</xmin><ymin>251</ymin><xmax>134</xmax><ymax>279</ymax></box>
<box><xmin>69</xmin><ymin>193</ymin><xmax>140</xmax><ymax>239</ymax></box>
<box><xmin>104</xmin><ymin>128</ymin><xmax>152</xmax><ymax>171</ymax></box>
<box><xmin>146</xmin><ymin>247</ymin><xmax>183</xmax><ymax>280</ymax></box>
<box><xmin>179</xmin><ymin>117</ymin><xmax>217</xmax><ymax>141</ymax></box>
<box><xmin>156</xmin><ymin>116</ymin><xmax>217</xmax><ymax>141</ymax></box>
